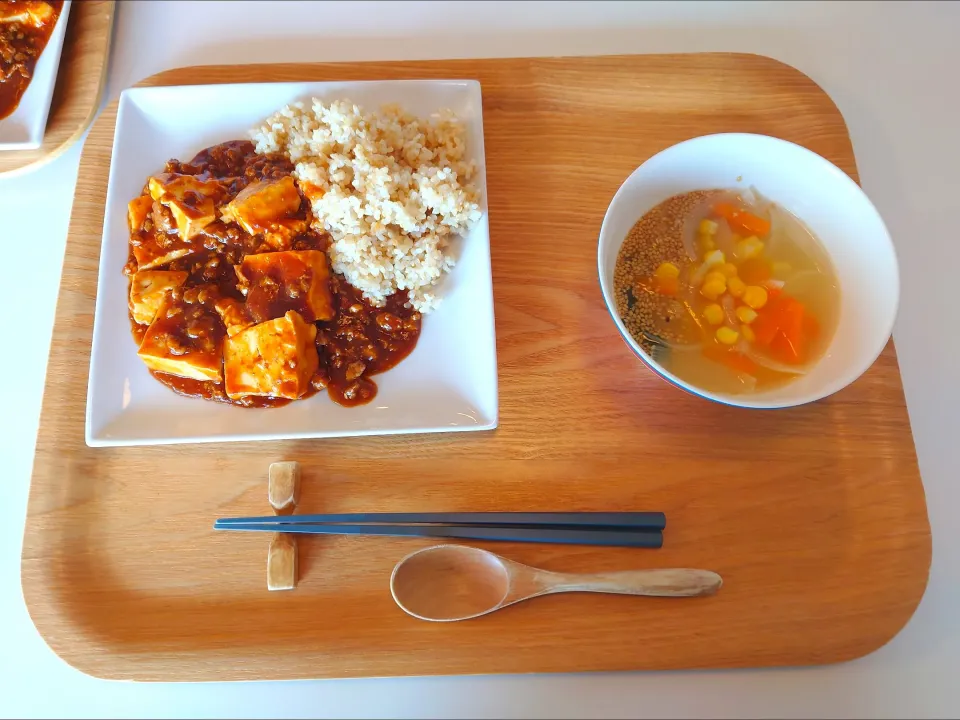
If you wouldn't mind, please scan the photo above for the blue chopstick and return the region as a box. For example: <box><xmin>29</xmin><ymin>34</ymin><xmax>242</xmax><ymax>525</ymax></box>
<box><xmin>213</xmin><ymin>522</ymin><xmax>663</xmax><ymax>548</ymax></box>
<box><xmin>213</xmin><ymin>511</ymin><xmax>666</xmax><ymax>530</ymax></box>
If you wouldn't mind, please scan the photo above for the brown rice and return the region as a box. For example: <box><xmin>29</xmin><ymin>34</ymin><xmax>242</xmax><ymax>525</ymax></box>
<box><xmin>251</xmin><ymin>99</ymin><xmax>481</xmax><ymax>312</ymax></box>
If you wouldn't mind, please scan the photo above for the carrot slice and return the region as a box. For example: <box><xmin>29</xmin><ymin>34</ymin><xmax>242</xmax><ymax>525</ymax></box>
<box><xmin>731</xmin><ymin>211</ymin><xmax>771</xmax><ymax>237</ymax></box>
<box><xmin>751</xmin><ymin>303</ymin><xmax>781</xmax><ymax>346</ymax></box>
<box><xmin>770</xmin><ymin>331</ymin><xmax>801</xmax><ymax>364</ymax></box>
<box><xmin>712</xmin><ymin>202</ymin><xmax>739</xmax><ymax>220</ymax></box>
<box><xmin>780</xmin><ymin>298</ymin><xmax>805</xmax><ymax>345</ymax></box>
<box><xmin>712</xmin><ymin>202</ymin><xmax>771</xmax><ymax>237</ymax></box>
<box><xmin>726</xmin><ymin>351</ymin><xmax>759</xmax><ymax>376</ymax></box>
<box><xmin>747</xmin><ymin>292</ymin><xmax>823</xmax><ymax>366</ymax></box>
<box><xmin>702</xmin><ymin>345</ymin><xmax>759</xmax><ymax>375</ymax></box>
<box><xmin>751</xmin><ymin>295</ymin><xmax>805</xmax><ymax>351</ymax></box>
<box><xmin>767</xmin><ymin>298</ymin><xmax>806</xmax><ymax>364</ymax></box>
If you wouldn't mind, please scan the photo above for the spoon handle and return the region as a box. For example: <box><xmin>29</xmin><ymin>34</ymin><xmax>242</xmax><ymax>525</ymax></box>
<box><xmin>543</xmin><ymin>569</ymin><xmax>722</xmax><ymax>598</ymax></box>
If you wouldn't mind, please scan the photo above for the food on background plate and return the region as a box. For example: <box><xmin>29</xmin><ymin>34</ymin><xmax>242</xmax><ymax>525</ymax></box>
<box><xmin>613</xmin><ymin>188</ymin><xmax>840</xmax><ymax>394</ymax></box>
<box><xmin>124</xmin><ymin>99</ymin><xmax>481</xmax><ymax>408</ymax></box>
<box><xmin>0</xmin><ymin>1</ymin><xmax>63</xmax><ymax>119</ymax></box>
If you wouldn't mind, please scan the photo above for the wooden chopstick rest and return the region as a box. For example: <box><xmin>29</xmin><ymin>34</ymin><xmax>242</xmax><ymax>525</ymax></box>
<box><xmin>267</xmin><ymin>534</ymin><xmax>298</xmax><ymax>592</ymax></box>
<box><xmin>269</xmin><ymin>461</ymin><xmax>299</xmax><ymax>515</ymax></box>
<box><xmin>267</xmin><ymin>461</ymin><xmax>300</xmax><ymax>591</ymax></box>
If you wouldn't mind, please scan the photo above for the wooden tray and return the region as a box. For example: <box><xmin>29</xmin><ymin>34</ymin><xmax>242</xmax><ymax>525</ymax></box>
<box><xmin>0</xmin><ymin>0</ymin><xmax>115</xmax><ymax>177</ymax></box>
<box><xmin>21</xmin><ymin>54</ymin><xmax>931</xmax><ymax>682</ymax></box>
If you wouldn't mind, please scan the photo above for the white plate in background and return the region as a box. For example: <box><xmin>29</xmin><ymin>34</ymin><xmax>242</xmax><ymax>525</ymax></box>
<box><xmin>0</xmin><ymin>0</ymin><xmax>71</xmax><ymax>150</ymax></box>
<box><xmin>86</xmin><ymin>80</ymin><xmax>498</xmax><ymax>446</ymax></box>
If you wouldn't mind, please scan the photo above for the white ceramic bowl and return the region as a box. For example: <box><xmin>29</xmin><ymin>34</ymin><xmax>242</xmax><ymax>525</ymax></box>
<box><xmin>597</xmin><ymin>133</ymin><xmax>899</xmax><ymax>409</ymax></box>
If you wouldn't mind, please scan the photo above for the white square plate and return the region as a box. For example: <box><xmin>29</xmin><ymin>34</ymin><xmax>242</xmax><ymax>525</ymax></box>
<box><xmin>86</xmin><ymin>80</ymin><xmax>498</xmax><ymax>446</ymax></box>
<box><xmin>0</xmin><ymin>1</ymin><xmax>71</xmax><ymax>150</ymax></box>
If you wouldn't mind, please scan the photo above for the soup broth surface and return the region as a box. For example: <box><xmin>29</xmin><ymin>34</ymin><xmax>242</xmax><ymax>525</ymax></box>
<box><xmin>613</xmin><ymin>188</ymin><xmax>840</xmax><ymax>395</ymax></box>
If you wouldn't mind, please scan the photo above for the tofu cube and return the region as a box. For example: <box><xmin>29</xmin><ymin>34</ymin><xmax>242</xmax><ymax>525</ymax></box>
<box><xmin>238</xmin><ymin>250</ymin><xmax>334</xmax><ymax>323</ymax></box>
<box><xmin>137</xmin><ymin>297</ymin><xmax>223</xmax><ymax>382</ymax></box>
<box><xmin>267</xmin><ymin>533</ymin><xmax>297</xmax><ymax>591</ymax></box>
<box><xmin>132</xmin><ymin>200</ymin><xmax>201</xmax><ymax>270</ymax></box>
<box><xmin>133</xmin><ymin>174</ymin><xmax>219</xmax><ymax>269</ymax></box>
<box><xmin>263</xmin><ymin>218</ymin><xmax>308</xmax><ymax>251</ymax></box>
<box><xmin>147</xmin><ymin>175</ymin><xmax>168</xmax><ymax>202</ymax></box>
<box><xmin>129</xmin><ymin>270</ymin><xmax>188</xmax><ymax>325</ymax></box>
<box><xmin>221</xmin><ymin>176</ymin><xmax>301</xmax><ymax>235</ymax></box>
<box><xmin>127</xmin><ymin>195</ymin><xmax>153</xmax><ymax>234</ymax></box>
<box><xmin>148</xmin><ymin>173</ymin><xmax>222</xmax><ymax>241</ymax></box>
<box><xmin>213</xmin><ymin>296</ymin><xmax>256</xmax><ymax>337</ymax></box>
<box><xmin>0</xmin><ymin>1</ymin><xmax>55</xmax><ymax>27</ymax></box>
<box><xmin>224</xmin><ymin>311</ymin><xmax>318</xmax><ymax>400</ymax></box>
<box><xmin>132</xmin><ymin>241</ymin><xmax>193</xmax><ymax>271</ymax></box>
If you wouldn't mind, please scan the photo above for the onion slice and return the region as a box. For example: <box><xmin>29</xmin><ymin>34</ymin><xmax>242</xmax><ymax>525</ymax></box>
<box><xmin>644</xmin><ymin>334</ymin><xmax>702</xmax><ymax>353</ymax></box>
<box><xmin>721</xmin><ymin>295</ymin><xmax>738</xmax><ymax>325</ymax></box>
<box><xmin>741</xmin><ymin>344</ymin><xmax>813</xmax><ymax>376</ymax></box>
<box><xmin>767</xmin><ymin>204</ymin><xmax>832</xmax><ymax>270</ymax></box>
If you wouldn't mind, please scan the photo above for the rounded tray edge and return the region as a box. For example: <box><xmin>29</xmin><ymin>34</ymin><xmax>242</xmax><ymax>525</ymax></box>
<box><xmin>729</xmin><ymin>51</ymin><xmax>857</xmax><ymax>182</ymax></box>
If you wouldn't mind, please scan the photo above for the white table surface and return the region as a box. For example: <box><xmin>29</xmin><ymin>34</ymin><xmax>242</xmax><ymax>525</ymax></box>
<box><xmin>1</xmin><ymin>1</ymin><xmax>958</xmax><ymax>717</ymax></box>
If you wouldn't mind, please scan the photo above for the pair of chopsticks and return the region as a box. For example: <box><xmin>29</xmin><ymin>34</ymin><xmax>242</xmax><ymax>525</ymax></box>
<box><xmin>213</xmin><ymin>512</ymin><xmax>666</xmax><ymax>548</ymax></box>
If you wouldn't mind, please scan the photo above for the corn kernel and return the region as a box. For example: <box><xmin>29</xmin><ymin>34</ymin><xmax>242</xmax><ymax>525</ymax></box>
<box><xmin>735</xmin><ymin>236</ymin><xmax>764</xmax><ymax>260</ymax></box>
<box><xmin>704</xmin><ymin>270</ymin><xmax>727</xmax><ymax>286</ymax></box>
<box><xmin>701</xmin><ymin>279</ymin><xmax>726</xmax><ymax>301</ymax></box>
<box><xmin>727</xmin><ymin>276</ymin><xmax>746</xmax><ymax>298</ymax></box>
<box><xmin>703</xmin><ymin>249</ymin><xmax>725</xmax><ymax>266</ymax></box>
<box><xmin>697</xmin><ymin>235</ymin><xmax>716</xmax><ymax>253</ymax></box>
<box><xmin>716</xmin><ymin>326</ymin><xmax>740</xmax><ymax>345</ymax></box>
<box><xmin>703</xmin><ymin>303</ymin><xmax>724</xmax><ymax>325</ymax></box>
<box><xmin>722</xmin><ymin>262</ymin><xmax>738</xmax><ymax>278</ymax></box>
<box><xmin>699</xmin><ymin>218</ymin><xmax>719</xmax><ymax>236</ymax></box>
<box><xmin>741</xmin><ymin>324</ymin><xmax>756</xmax><ymax>343</ymax></box>
<box><xmin>736</xmin><ymin>306</ymin><xmax>758</xmax><ymax>324</ymax></box>
<box><xmin>743</xmin><ymin>285</ymin><xmax>769</xmax><ymax>310</ymax></box>
<box><xmin>654</xmin><ymin>262</ymin><xmax>680</xmax><ymax>280</ymax></box>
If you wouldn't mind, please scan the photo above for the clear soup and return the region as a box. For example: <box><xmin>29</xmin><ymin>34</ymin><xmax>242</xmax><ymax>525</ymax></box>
<box><xmin>613</xmin><ymin>188</ymin><xmax>840</xmax><ymax>395</ymax></box>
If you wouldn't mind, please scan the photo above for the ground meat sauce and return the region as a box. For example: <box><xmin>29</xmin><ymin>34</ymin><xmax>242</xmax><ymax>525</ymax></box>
<box><xmin>319</xmin><ymin>275</ymin><xmax>421</xmax><ymax>406</ymax></box>
<box><xmin>125</xmin><ymin>141</ymin><xmax>422</xmax><ymax>408</ymax></box>
<box><xmin>0</xmin><ymin>1</ymin><xmax>64</xmax><ymax>119</ymax></box>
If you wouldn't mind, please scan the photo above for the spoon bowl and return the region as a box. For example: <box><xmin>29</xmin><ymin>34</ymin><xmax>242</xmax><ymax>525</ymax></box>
<box><xmin>391</xmin><ymin>544</ymin><xmax>722</xmax><ymax>622</ymax></box>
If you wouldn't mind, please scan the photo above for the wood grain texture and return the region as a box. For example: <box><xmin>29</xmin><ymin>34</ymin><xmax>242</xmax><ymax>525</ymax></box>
<box><xmin>0</xmin><ymin>0</ymin><xmax>115</xmax><ymax>177</ymax></box>
<box><xmin>21</xmin><ymin>54</ymin><xmax>931</xmax><ymax>681</ymax></box>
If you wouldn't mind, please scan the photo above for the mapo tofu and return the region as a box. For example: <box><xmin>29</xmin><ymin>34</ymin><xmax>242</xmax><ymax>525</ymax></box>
<box><xmin>148</xmin><ymin>173</ymin><xmax>223</xmax><ymax>241</ymax></box>
<box><xmin>129</xmin><ymin>270</ymin><xmax>187</xmax><ymax>326</ymax></box>
<box><xmin>0</xmin><ymin>1</ymin><xmax>64</xmax><ymax>120</ymax></box>
<box><xmin>237</xmin><ymin>250</ymin><xmax>334</xmax><ymax>323</ymax></box>
<box><xmin>124</xmin><ymin>140</ymin><xmax>422</xmax><ymax>408</ymax></box>
<box><xmin>137</xmin><ymin>294</ymin><xmax>223</xmax><ymax>383</ymax></box>
<box><xmin>224</xmin><ymin>310</ymin><xmax>319</xmax><ymax>400</ymax></box>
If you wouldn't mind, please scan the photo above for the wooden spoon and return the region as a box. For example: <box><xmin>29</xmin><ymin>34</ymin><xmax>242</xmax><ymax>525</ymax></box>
<box><xmin>390</xmin><ymin>544</ymin><xmax>722</xmax><ymax>622</ymax></box>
